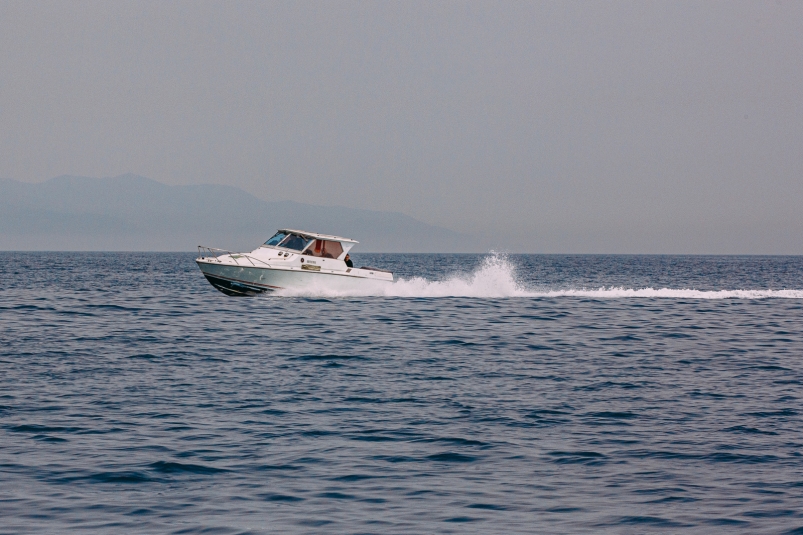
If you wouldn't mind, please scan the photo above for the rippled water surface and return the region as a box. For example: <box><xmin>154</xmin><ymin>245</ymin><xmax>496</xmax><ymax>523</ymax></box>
<box><xmin>2</xmin><ymin>252</ymin><xmax>803</xmax><ymax>534</ymax></box>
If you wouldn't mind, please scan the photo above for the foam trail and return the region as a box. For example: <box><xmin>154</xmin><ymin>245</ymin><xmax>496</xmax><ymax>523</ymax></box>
<box><xmin>538</xmin><ymin>288</ymin><xmax>803</xmax><ymax>299</ymax></box>
<box><xmin>273</xmin><ymin>254</ymin><xmax>803</xmax><ymax>299</ymax></box>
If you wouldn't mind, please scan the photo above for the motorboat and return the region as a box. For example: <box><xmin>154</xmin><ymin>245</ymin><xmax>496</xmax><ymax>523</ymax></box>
<box><xmin>196</xmin><ymin>229</ymin><xmax>393</xmax><ymax>296</ymax></box>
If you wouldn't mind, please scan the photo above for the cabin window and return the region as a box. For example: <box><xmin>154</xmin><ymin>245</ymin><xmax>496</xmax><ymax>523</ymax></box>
<box><xmin>264</xmin><ymin>232</ymin><xmax>287</xmax><ymax>246</ymax></box>
<box><xmin>305</xmin><ymin>239</ymin><xmax>344</xmax><ymax>259</ymax></box>
<box><xmin>278</xmin><ymin>234</ymin><xmax>312</xmax><ymax>251</ymax></box>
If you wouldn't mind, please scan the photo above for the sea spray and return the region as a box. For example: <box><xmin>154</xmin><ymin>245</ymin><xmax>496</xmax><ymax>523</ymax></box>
<box><xmin>273</xmin><ymin>253</ymin><xmax>803</xmax><ymax>299</ymax></box>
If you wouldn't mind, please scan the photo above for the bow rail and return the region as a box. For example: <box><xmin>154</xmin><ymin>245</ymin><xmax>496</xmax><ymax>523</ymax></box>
<box><xmin>197</xmin><ymin>246</ymin><xmax>272</xmax><ymax>268</ymax></box>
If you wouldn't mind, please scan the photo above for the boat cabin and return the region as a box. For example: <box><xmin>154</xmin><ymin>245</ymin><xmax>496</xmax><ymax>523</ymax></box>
<box><xmin>261</xmin><ymin>229</ymin><xmax>357</xmax><ymax>260</ymax></box>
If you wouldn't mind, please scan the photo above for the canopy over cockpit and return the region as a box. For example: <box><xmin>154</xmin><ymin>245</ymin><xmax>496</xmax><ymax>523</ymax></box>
<box><xmin>261</xmin><ymin>229</ymin><xmax>357</xmax><ymax>260</ymax></box>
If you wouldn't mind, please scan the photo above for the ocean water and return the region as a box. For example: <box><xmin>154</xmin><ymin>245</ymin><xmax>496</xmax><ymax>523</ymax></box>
<box><xmin>1</xmin><ymin>252</ymin><xmax>803</xmax><ymax>534</ymax></box>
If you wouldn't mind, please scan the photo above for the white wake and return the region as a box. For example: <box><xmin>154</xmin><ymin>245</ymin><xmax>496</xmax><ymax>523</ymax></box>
<box><xmin>273</xmin><ymin>254</ymin><xmax>803</xmax><ymax>299</ymax></box>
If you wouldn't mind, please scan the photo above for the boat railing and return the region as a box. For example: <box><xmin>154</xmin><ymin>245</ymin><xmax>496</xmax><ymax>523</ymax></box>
<box><xmin>197</xmin><ymin>246</ymin><xmax>273</xmax><ymax>268</ymax></box>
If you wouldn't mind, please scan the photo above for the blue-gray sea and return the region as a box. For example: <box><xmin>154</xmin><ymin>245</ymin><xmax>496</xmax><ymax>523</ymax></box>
<box><xmin>2</xmin><ymin>252</ymin><xmax>803</xmax><ymax>534</ymax></box>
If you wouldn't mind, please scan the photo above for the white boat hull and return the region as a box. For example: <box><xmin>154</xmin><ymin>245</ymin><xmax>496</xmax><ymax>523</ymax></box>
<box><xmin>196</xmin><ymin>259</ymin><xmax>392</xmax><ymax>296</ymax></box>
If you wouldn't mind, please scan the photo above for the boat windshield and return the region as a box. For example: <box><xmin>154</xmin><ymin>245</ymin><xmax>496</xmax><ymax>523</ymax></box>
<box><xmin>264</xmin><ymin>232</ymin><xmax>287</xmax><ymax>247</ymax></box>
<box><xmin>278</xmin><ymin>234</ymin><xmax>313</xmax><ymax>251</ymax></box>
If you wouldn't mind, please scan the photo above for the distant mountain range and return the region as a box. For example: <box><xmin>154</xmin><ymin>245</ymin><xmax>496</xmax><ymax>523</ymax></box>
<box><xmin>0</xmin><ymin>174</ymin><xmax>475</xmax><ymax>252</ymax></box>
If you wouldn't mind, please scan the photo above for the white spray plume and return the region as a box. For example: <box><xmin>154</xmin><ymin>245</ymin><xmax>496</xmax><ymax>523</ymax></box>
<box><xmin>273</xmin><ymin>253</ymin><xmax>803</xmax><ymax>299</ymax></box>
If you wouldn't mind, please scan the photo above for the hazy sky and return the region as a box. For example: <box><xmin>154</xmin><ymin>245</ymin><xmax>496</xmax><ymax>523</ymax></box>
<box><xmin>1</xmin><ymin>1</ymin><xmax>801</xmax><ymax>253</ymax></box>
